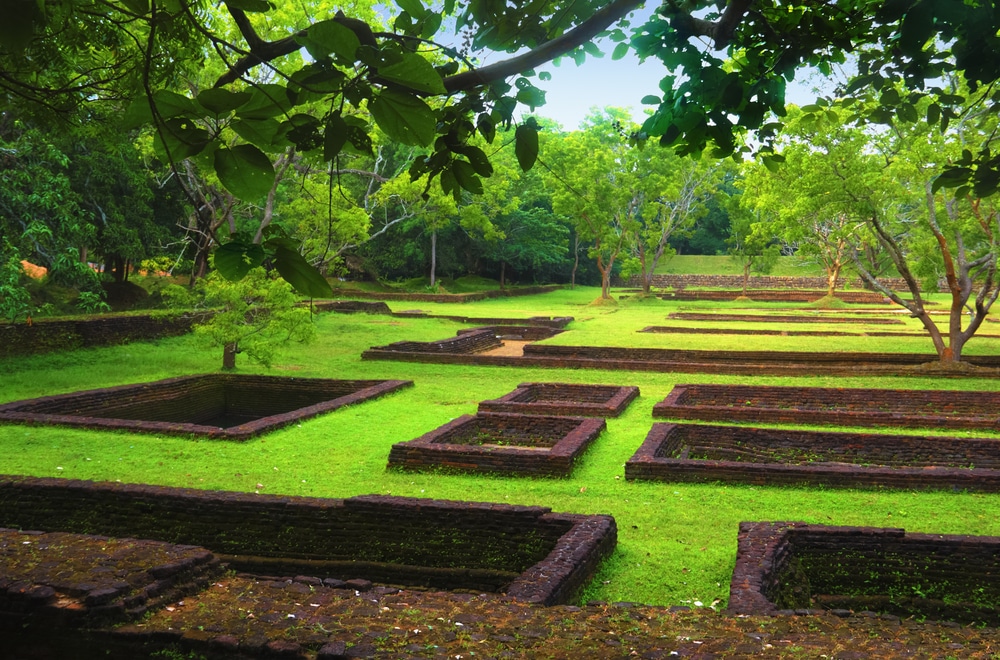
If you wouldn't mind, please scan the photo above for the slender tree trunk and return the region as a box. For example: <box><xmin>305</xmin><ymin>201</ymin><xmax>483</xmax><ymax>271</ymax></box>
<box><xmin>429</xmin><ymin>229</ymin><xmax>437</xmax><ymax>287</ymax></box>
<box><xmin>742</xmin><ymin>261</ymin><xmax>751</xmax><ymax>297</ymax></box>
<box><xmin>500</xmin><ymin>261</ymin><xmax>506</xmax><ymax>292</ymax></box>
<box><xmin>570</xmin><ymin>234</ymin><xmax>579</xmax><ymax>290</ymax></box>
<box><xmin>639</xmin><ymin>241</ymin><xmax>652</xmax><ymax>295</ymax></box>
<box><xmin>827</xmin><ymin>261</ymin><xmax>841</xmax><ymax>297</ymax></box>
<box><xmin>222</xmin><ymin>342</ymin><xmax>238</xmax><ymax>370</ymax></box>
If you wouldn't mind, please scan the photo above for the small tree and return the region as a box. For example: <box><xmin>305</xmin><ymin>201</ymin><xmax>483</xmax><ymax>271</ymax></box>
<box><xmin>195</xmin><ymin>268</ymin><xmax>315</xmax><ymax>370</ymax></box>
<box><xmin>728</xmin><ymin>207</ymin><xmax>779</xmax><ymax>297</ymax></box>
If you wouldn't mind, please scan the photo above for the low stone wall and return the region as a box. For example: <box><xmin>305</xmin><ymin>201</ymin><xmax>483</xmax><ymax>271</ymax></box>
<box><xmin>388</xmin><ymin>412</ymin><xmax>607</xmax><ymax>477</ymax></box>
<box><xmin>0</xmin><ymin>476</ymin><xmax>616</xmax><ymax>606</ymax></box>
<box><xmin>456</xmin><ymin>325</ymin><xmax>564</xmax><ymax>341</ymax></box>
<box><xmin>0</xmin><ymin>312</ymin><xmax>213</xmax><ymax>358</ymax></box>
<box><xmin>312</xmin><ymin>300</ymin><xmax>392</xmax><ymax>314</ymax></box>
<box><xmin>334</xmin><ymin>284</ymin><xmax>561</xmax><ymax>303</ymax></box>
<box><xmin>479</xmin><ymin>383</ymin><xmax>640</xmax><ymax>418</ymax></box>
<box><xmin>729</xmin><ymin>522</ymin><xmax>1000</xmax><ymax>626</ymax></box>
<box><xmin>373</xmin><ymin>327</ymin><xmax>503</xmax><ymax>354</ymax></box>
<box><xmin>656</xmin><ymin>289</ymin><xmax>890</xmax><ymax>303</ymax></box>
<box><xmin>0</xmin><ymin>375</ymin><xmax>413</xmax><ymax>440</ymax></box>
<box><xmin>616</xmin><ymin>274</ymin><xmax>913</xmax><ymax>291</ymax></box>
<box><xmin>399</xmin><ymin>313</ymin><xmax>574</xmax><ymax>329</ymax></box>
<box><xmin>626</xmin><ymin>423</ymin><xmax>1000</xmax><ymax>491</ymax></box>
<box><xmin>666</xmin><ymin>312</ymin><xmax>904</xmax><ymax>324</ymax></box>
<box><xmin>654</xmin><ymin>383</ymin><xmax>1000</xmax><ymax>430</ymax></box>
<box><xmin>638</xmin><ymin>326</ymin><xmax>943</xmax><ymax>338</ymax></box>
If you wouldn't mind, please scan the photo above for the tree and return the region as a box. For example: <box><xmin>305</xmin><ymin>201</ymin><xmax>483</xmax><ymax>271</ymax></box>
<box><xmin>727</xmin><ymin>204</ymin><xmax>780</xmax><ymax>297</ymax></box>
<box><xmin>747</xmin><ymin>100</ymin><xmax>1000</xmax><ymax>364</ymax></box>
<box><xmin>195</xmin><ymin>267</ymin><xmax>316</xmax><ymax>370</ymax></box>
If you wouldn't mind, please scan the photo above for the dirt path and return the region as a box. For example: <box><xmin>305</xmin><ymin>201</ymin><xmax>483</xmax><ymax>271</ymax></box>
<box><xmin>478</xmin><ymin>340</ymin><xmax>531</xmax><ymax>357</ymax></box>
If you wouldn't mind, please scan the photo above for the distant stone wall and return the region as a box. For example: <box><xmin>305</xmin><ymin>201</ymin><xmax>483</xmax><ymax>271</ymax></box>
<box><xmin>335</xmin><ymin>284</ymin><xmax>561</xmax><ymax>303</ymax></box>
<box><xmin>615</xmin><ymin>274</ymin><xmax>915</xmax><ymax>291</ymax></box>
<box><xmin>0</xmin><ymin>312</ymin><xmax>213</xmax><ymax>358</ymax></box>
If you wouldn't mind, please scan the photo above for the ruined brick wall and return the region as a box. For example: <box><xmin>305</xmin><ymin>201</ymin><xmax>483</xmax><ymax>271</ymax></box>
<box><xmin>0</xmin><ymin>476</ymin><xmax>616</xmax><ymax>604</ymax></box>
<box><xmin>652</xmin><ymin>289</ymin><xmax>890</xmax><ymax>303</ymax></box>
<box><xmin>625</xmin><ymin>423</ymin><xmax>1000</xmax><ymax>491</ymax></box>
<box><xmin>0</xmin><ymin>312</ymin><xmax>213</xmax><ymax>358</ymax></box>
<box><xmin>375</xmin><ymin>327</ymin><xmax>502</xmax><ymax>354</ymax></box>
<box><xmin>336</xmin><ymin>284</ymin><xmax>561</xmax><ymax>303</ymax></box>
<box><xmin>654</xmin><ymin>383</ymin><xmax>1000</xmax><ymax>430</ymax></box>
<box><xmin>616</xmin><ymin>274</ymin><xmax>914</xmax><ymax>291</ymax></box>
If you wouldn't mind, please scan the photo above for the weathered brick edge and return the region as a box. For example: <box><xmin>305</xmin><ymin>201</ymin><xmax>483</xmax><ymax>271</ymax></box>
<box><xmin>332</xmin><ymin>284</ymin><xmax>561</xmax><ymax>303</ymax></box>
<box><xmin>639</xmin><ymin>326</ymin><xmax>982</xmax><ymax>339</ymax></box>
<box><xmin>0</xmin><ymin>312</ymin><xmax>215</xmax><ymax>358</ymax></box>
<box><xmin>362</xmin><ymin>345</ymin><xmax>1000</xmax><ymax>378</ymax></box>
<box><xmin>728</xmin><ymin>521</ymin><xmax>1000</xmax><ymax>624</ymax></box>
<box><xmin>387</xmin><ymin>413</ymin><xmax>607</xmax><ymax>477</ymax></box>
<box><xmin>653</xmin><ymin>384</ymin><xmax>1000</xmax><ymax>430</ymax></box>
<box><xmin>0</xmin><ymin>529</ymin><xmax>224</xmax><ymax>626</ymax></box>
<box><xmin>653</xmin><ymin>290</ymin><xmax>889</xmax><ymax>303</ymax></box>
<box><xmin>0</xmin><ymin>476</ymin><xmax>616</xmax><ymax>606</ymax></box>
<box><xmin>625</xmin><ymin>423</ymin><xmax>1000</xmax><ymax>491</ymax></box>
<box><xmin>615</xmin><ymin>273</ymin><xmax>914</xmax><ymax>291</ymax></box>
<box><xmin>666</xmin><ymin>312</ymin><xmax>905</xmax><ymax>325</ymax></box>
<box><xmin>393</xmin><ymin>312</ymin><xmax>574</xmax><ymax>329</ymax></box>
<box><xmin>479</xmin><ymin>383</ymin><xmax>640</xmax><ymax>418</ymax></box>
<box><xmin>0</xmin><ymin>374</ymin><xmax>414</xmax><ymax>440</ymax></box>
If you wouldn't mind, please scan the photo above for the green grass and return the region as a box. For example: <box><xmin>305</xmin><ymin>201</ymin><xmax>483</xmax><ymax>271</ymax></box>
<box><xmin>655</xmin><ymin>254</ymin><xmax>837</xmax><ymax>277</ymax></box>
<box><xmin>2</xmin><ymin>286</ymin><xmax>1000</xmax><ymax>611</ymax></box>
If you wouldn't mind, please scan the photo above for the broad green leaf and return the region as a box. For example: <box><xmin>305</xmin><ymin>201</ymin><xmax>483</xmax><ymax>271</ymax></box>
<box><xmin>395</xmin><ymin>0</ymin><xmax>425</xmax><ymax>16</ymax></box>
<box><xmin>301</xmin><ymin>19</ymin><xmax>361</xmax><ymax>61</ymax></box>
<box><xmin>213</xmin><ymin>241</ymin><xmax>266</xmax><ymax>281</ymax></box>
<box><xmin>273</xmin><ymin>246</ymin><xmax>333</xmax><ymax>298</ymax></box>
<box><xmin>325</xmin><ymin>113</ymin><xmax>349</xmax><ymax>161</ymax></box>
<box><xmin>539</xmin><ymin>71</ymin><xmax>552</xmax><ymax>81</ymax></box>
<box><xmin>612</xmin><ymin>42</ymin><xmax>629</xmax><ymax>61</ymax></box>
<box><xmin>582</xmin><ymin>41</ymin><xmax>603</xmax><ymax>58</ymax></box>
<box><xmin>196</xmin><ymin>88</ymin><xmax>252</xmax><ymax>115</ymax></box>
<box><xmin>926</xmin><ymin>103</ymin><xmax>941</xmax><ymax>126</ymax></box>
<box><xmin>458</xmin><ymin>145</ymin><xmax>493</xmax><ymax>177</ymax></box>
<box><xmin>225</xmin><ymin>0</ymin><xmax>272</xmax><ymax>11</ymax></box>
<box><xmin>152</xmin><ymin>90</ymin><xmax>197</xmax><ymax>119</ymax></box>
<box><xmin>153</xmin><ymin>118</ymin><xmax>210</xmax><ymax>161</ymax></box>
<box><xmin>378</xmin><ymin>52</ymin><xmax>447</xmax><ymax>94</ymax></box>
<box><xmin>122</xmin><ymin>0</ymin><xmax>150</xmax><ymax>15</ymax></box>
<box><xmin>452</xmin><ymin>159</ymin><xmax>483</xmax><ymax>194</ymax></box>
<box><xmin>237</xmin><ymin>84</ymin><xmax>293</xmax><ymax>120</ymax></box>
<box><xmin>123</xmin><ymin>98</ymin><xmax>153</xmax><ymax>130</ymax></box>
<box><xmin>641</xmin><ymin>95</ymin><xmax>661</xmax><ymax>105</ymax></box>
<box><xmin>477</xmin><ymin>114</ymin><xmax>496</xmax><ymax>144</ymax></box>
<box><xmin>230</xmin><ymin>118</ymin><xmax>282</xmax><ymax>148</ymax></box>
<box><xmin>214</xmin><ymin>145</ymin><xmax>276</xmax><ymax>200</ymax></box>
<box><xmin>514</xmin><ymin>122</ymin><xmax>539</xmax><ymax>171</ymax></box>
<box><xmin>369</xmin><ymin>90</ymin><xmax>436</xmax><ymax>146</ymax></box>
<box><xmin>931</xmin><ymin>167</ymin><xmax>972</xmax><ymax>192</ymax></box>
<box><xmin>516</xmin><ymin>85</ymin><xmax>546</xmax><ymax>109</ymax></box>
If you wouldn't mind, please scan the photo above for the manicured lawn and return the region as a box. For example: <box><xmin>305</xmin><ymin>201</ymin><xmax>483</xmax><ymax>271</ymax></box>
<box><xmin>2</xmin><ymin>287</ymin><xmax>999</xmax><ymax>609</ymax></box>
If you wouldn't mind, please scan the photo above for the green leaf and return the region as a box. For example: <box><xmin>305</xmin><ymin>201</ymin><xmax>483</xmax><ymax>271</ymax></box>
<box><xmin>378</xmin><ymin>52</ymin><xmax>446</xmax><ymax>94</ymax></box>
<box><xmin>123</xmin><ymin>98</ymin><xmax>153</xmax><ymax>130</ymax></box>
<box><xmin>226</xmin><ymin>0</ymin><xmax>273</xmax><ymax>12</ymax></box>
<box><xmin>539</xmin><ymin>71</ymin><xmax>552</xmax><ymax>81</ymax></box>
<box><xmin>477</xmin><ymin>114</ymin><xmax>496</xmax><ymax>144</ymax></box>
<box><xmin>196</xmin><ymin>88</ymin><xmax>252</xmax><ymax>116</ymax></box>
<box><xmin>514</xmin><ymin>122</ymin><xmax>539</xmax><ymax>171</ymax></box>
<box><xmin>641</xmin><ymin>95</ymin><xmax>661</xmax><ymax>105</ymax></box>
<box><xmin>301</xmin><ymin>19</ymin><xmax>361</xmax><ymax>61</ymax></box>
<box><xmin>895</xmin><ymin>103</ymin><xmax>919</xmax><ymax>123</ymax></box>
<box><xmin>926</xmin><ymin>103</ymin><xmax>941</xmax><ymax>126</ymax></box>
<box><xmin>154</xmin><ymin>118</ymin><xmax>210</xmax><ymax>161</ymax></box>
<box><xmin>582</xmin><ymin>41</ymin><xmax>604</xmax><ymax>58</ymax></box>
<box><xmin>214</xmin><ymin>145</ymin><xmax>276</xmax><ymax>200</ymax></box>
<box><xmin>122</xmin><ymin>0</ymin><xmax>150</xmax><ymax>15</ymax></box>
<box><xmin>369</xmin><ymin>90</ymin><xmax>436</xmax><ymax>146</ymax></box>
<box><xmin>458</xmin><ymin>145</ymin><xmax>493</xmax><ymax>177</ymax></box>
<box><xmin>931</xmin><ymin>167</ymin><xmax>971</xmax><ymax>193</ymax></box>
<box><xmin>273</xmin><ymin>246</ymin><xmax>333</xmax><ymax>298</ymax></box>
<box><xmin>213</xmin><ymin>241</ymin><xmax>266</xmax><ymax>281</ymax></box>
<box><xmin>395</xmin><ymin>0</ymin><xmax>425</xmax><ymax>16</ymax></box>
<box><xmin>152</xmin><ymin>90</ymin><xmax>197</xmax><ymax>119</ymax></box>
<box><xmin>230</xmin><ymin>118</ymin><xmax>282</xmax><ymax>148</ymax></box>
<box><xmin>324</xmin><ymin>113</ymin><xmax>349</xmax><ymax>161</ymax></box>
<box><xmin>238</xmin><ymin>84</ymin><xmax>293</xmax><ymax>120</ymax></box>
<box><xmin>452</xmin><ymin>159</ymin><xmax>483</xmax><ymax>194</ymax></box>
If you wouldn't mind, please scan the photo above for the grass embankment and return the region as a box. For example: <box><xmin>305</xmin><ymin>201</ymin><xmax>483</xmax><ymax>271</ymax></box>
<box><xmin>653</xmin><ymin>254</ymin><xmax>831</xmax><ymax>277</ymax></box>
<box><xmin>2</xmin><ymin>287</ymin><xmax>1000</xmax><ymax>610</ymax></box>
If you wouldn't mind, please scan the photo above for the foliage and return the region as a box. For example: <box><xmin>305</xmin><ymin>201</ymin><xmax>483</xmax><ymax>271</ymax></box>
<box><xmin>75</xmin><ymin>290</ymin><xmax>111</xmax><ymax>315</ymax></box>
<box><xmin>194</xmin><ymin>267</ymin><xmax>316</xmax><ymax>369</ymax></box>
<box><xmin>0</xmin><ymin>244</ymin><xmax>32</xmax><ymax>323</ymax></box>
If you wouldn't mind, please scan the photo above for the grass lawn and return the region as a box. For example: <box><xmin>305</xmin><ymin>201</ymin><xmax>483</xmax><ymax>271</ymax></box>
<box><xmin>2</xmin><ymin>286</ymin><xmax>1000</xmax><ymax>611</ymax></box>
<box><xmin>653</xmin><ymin>254</ymin><xmax>832</xmax><ymax>276</ymax></box>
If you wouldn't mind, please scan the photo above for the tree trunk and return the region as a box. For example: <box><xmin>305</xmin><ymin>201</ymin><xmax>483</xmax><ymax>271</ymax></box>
<box><xmin>742</xmin><ymin>261</ymin><xmax>751</xmax><ymax>297</ymax></box>
<box><xmin>500</xmin><ymin>261</ymin><xmax>506</xmax><ymax>292</ymax></box>
<box><xmin>570</xmin><ymin>234</ymin><xmax>579</xmax><ymax>290</ymax></box>
<box><xmin>826</xmin><ymin>261</ymin><xmax>841</xmax><ymax>297</ymax></box>
<box><xmin>639</xmin><ymin>241</ymin><xmax>652</xmax><ymax>295</ymax></box>
<box><xmin>222</xmin><ymin>342</ymin><xmax>238</xmax><ymax>370</ymax></box>
<box><xmin>429</xmin><ymin>229</ymin><xmax>437</xmax><ymax>287</ymax></box>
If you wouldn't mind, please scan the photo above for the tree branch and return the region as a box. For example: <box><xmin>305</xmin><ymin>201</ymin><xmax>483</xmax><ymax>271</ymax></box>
<box><xmin>665</xmin><ymin>0</ymin><xmax>754</xmax><ymax>50</ymax></box>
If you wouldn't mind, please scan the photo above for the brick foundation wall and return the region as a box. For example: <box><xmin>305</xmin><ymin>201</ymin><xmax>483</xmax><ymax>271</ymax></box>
<box><xmin>729</xmin><ymin>522</ymin><xmax>1000</xmax><ymax>626</ymax></box>
<box><xmin>0</xmin><ymin>476</ymin><xmax>616</xmax><ymax>605</ymax></box>
<box><xmin>625</xmin><ymin>423</ymin><xmax>1000</xmax><ymax>491</ymax></box>
<box><xmin>0</xmin><ymin>375</ymin><xmax>413</xmax><ymax>440</ymax></box>
<box><xmin>654</xmin><ymin>383</ymin><xmax>1000</xmax><ymax>430</ymax></box>
<box><xmin>335</xmin><ymin>284</ymin><xmax>561</xmax><ymax>303</ymax></box>
<box><xmin>652</xmin><ymin>289</ymin><xmax>891</xmax><ymax>303</ymax></box>
<box><xmin>478</xmin><ymin>383</ymin><xmax>640</xmax><ymax>417</ymax></box>
<box><xmin>388</xmin><ymin>413</ymin><xmax>607</xmax><ymax>477</ymax></box>
<box><xmin>0</xmin><ymin>312</ymin><xmax>213</xmax><ymax>358</ymax></box>
<box><xmin>374</xmin><ymin>327</ymin><xmax>502</xmax><ymax>355</ymax></box>
<box><xmin>616</xmin><ymin>274</ymin><xmax>914</xmax><ymax>291</ymax></box>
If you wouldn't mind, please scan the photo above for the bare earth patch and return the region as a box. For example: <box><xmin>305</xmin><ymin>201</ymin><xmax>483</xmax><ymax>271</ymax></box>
<box><xmin>478</xmin><ymin>340</ymin><xmax>531</xmax><ymax>356</ymax></box>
